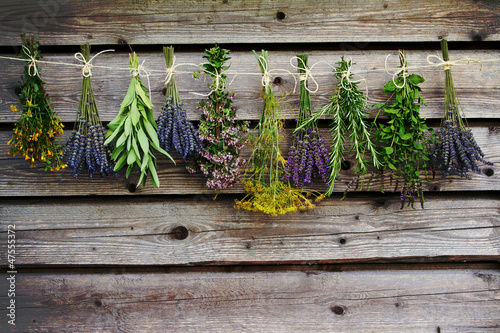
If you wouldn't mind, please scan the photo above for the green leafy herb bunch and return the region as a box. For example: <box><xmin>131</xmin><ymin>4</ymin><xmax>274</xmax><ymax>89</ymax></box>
<box><xmin>63</xmin><ymin>43</ymin><xmax>115</xmax><ymax>178</ymax></box>
<box><xmin>283</xmin><ymin>53</ymin><xmax>330</xmax><ymax>188</ymax></box>
<box><xmin>373</xmin><ymin>50</ymin><xmax>431</xmax><ymax>208</ymax></box>
<box><xmin>105</xmin><ymin>52</ymin><xmax>174</xmax><ymax>188</ymax></box>
<box><xmin>196</xmin><ymin>44</ymin><xmax>249</xmax><ymax>191</ymax></box>
<box><xmin>235</xmin><ymin>50</ymin><xmax>325</xmax><ymax>216</ymax></box>
<box><xmin>431</xmin><ymin>39</ymin><xmax>493</xmax><ymax>179</ymax></box>
<box><xmin>8</xmin><ymin>34</ymin><xmax>66</xmax><ymax>171</ymax></box>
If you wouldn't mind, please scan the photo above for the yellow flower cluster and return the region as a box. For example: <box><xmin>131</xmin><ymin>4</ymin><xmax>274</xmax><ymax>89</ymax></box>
<box><xmin>235</xmin><ymin>180</ymin><xmax>325</xmax><ymax>216</ymax></box>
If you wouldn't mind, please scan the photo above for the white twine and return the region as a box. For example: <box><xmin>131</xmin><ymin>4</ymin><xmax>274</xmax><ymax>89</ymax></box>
<box><xmin>385</xmin><ymin>52</ymin><xmax>409</xmax><ymax>89</ymax></box>
<box><xmin>74</xmin><ymin>49</ymin><xmax>114</xmax><ymax>78</ymax></box>
<box><xmin>337</xmin><ymin>57</ymin><xmax>369</xmax><ymax>96</ymax></box>
<box><xmin>426</xmin><ymin>54</ymin><xmax>483</xmax><ymax>71</ymax></box>
<box><xmin>131</xmin><ymin>60</ymin><xmax>152</xmax><ymax>98</ymax></box>
<box><xmin>22</xmin><ymin>45</ymin><xmax>40</xmax><ymax>77</ymax></box>
<box><xmin>289</xmin><ymin>56</ymin><xmax>319</xmax><ymax>93</ymax></box>
<box><xmin>257</xmin><ymin>55</ymin><xmax>298</xmax><ymax>92</ymax></box>
<box><xmin>190</xmin><ymin>68</ymin><xmax>225</xmax><ymax>97</ymax></box>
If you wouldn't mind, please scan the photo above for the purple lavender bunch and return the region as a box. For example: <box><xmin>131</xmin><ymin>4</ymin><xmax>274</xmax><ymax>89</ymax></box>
<box><xmin>283</xmin><ymin>128</ymin><xmax>329</xmax><ymax>187</ymax></box>
<box><xmin>283</xmin><ymin>53</ymin><xmax>329</xmax><ymax>188</ymax></box>
<box><xmin>63</xmin><ymin>44</ymin><xmax>115</xmax><ymax>178</ymax></box>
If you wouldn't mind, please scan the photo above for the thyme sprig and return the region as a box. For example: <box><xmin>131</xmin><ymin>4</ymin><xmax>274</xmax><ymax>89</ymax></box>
<box><xmin>431</xmin><ymin>39</ymin><xmax>493</xmax><ymax>179</ymax></box>
<box><xmin>105</xmin><ymin>52</ymin><xmax>174</xmax><ymax>188</ymax></box>
<box><xmin>373</xmin><ymin>50</ymin><xmax>431</xmax><ymax>209</ymax></box>
<box><xmin>235</xmin><ymin>50</ymin><xmax>324</xmax><ymax>216</ymax></box>
<box><xmin>8</xmin><ymin>34</ymin><xmax>66</xmax><ymax>171</ymax></box>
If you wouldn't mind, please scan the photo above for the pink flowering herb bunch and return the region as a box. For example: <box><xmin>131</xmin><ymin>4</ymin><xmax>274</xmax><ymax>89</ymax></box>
<box><xmin>196</xmin><ymin>44</ymin><xmax>249</xmax><ymax>191</ymax></box>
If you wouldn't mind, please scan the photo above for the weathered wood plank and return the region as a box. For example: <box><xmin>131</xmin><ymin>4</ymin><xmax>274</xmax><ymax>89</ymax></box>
<box><xmin>0</xmin><ymin>49</ymin><xmax>498</xmax><ymax>122</ymax></box>
<box><xmin>0</xmin><ymin>195</ymin><xmax>498</xmax><ymax>265</ymax></box>
<box><xmin>0</xmin><ymin>269</ymin><xmax>498</xmax><ymax>332</ymax></box>
<box><xmin>0</xmin><ymin>126</ymin><xmax>497</xmax><ymax>196</ymax></box>
<box><xmin>0</xmin><ymin>0</ymin><xmax>498</xmax><ymax>46</ymax></box>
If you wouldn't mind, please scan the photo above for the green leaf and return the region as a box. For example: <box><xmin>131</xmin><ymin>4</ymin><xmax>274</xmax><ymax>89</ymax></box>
<box><xmin>384</xmin><ymin>147</ymin><xmax>394</xmax><ymax>155</ymax></box>
<box><xmin>113</xmin><ymin>153</ymin><xmax>127</xmax><ymax>172</ymax></box>
<box><xmin>387</xmin><ymin>162</ymin><xmax>397</xmax><ymax>171</ymax></box>
<box><xmin>141</xmin><ymin>152</ymin><xmax>150</xmax><ymax>172</ymax></box>
<box><xmin>120</xmin><ymin>80</ymin><xmax>136</xmax><ymax>111</ymax></box>
<box><xmin>126</xmin><ymin>164</ymin><xmax>135</xmax><ymax>178</ymax></box>
<box><xmin>148</xmin><ymin>158</ymin><xmax>160</xmax><ymax>188</ymax></box>
<box><xmin>383</xmin><ymin>108</ymin><xmax>399</xmax><ymax>114</ymax></box>
<box><xmin>143</xmin><ymin>118</ymin><xmax>160</xmax><ymax>147</ymax></box>
<box><xmin>407</xmin><ymin>74</ymin><xmax>425</xmax><ymax>85</ymax></box>
<box><xmin>130</xmin><ymin>100</ymin><xmax>140</xmax><ymax>126</ymax></box>
<box><xmin>135</xmin><ymin>81</ymin><xmax>153</xmax><ymax>109</ymax></box>
<box><xmin>137</xmin><ymin>127</ymin><xmax>149</xmax><ymax>156</ymax></box>
<box><xmin>124</xmin><ymin>116</ymin><xmax>132</xmax><ymax>136</ymax></box>
<box><xmin>383</xmin><ymin>80</ymin><xmax>396</xmax><ymax>93</ymax></box>
<box><xmin>399</xmin><ymin>133</ymin><xmax>413</xmax><ymax>140</ymax></box>
<box><xmin>413</xmin><ymin>141</ymin><xmax>423</xmax><ymax>150</ymax></box>
<box><xmin>127</xmin><ymin>149</ymin><xmax>137</xmax><ymax>165</ymax></box>
<box><xmin>116</xmin><ymin>131</ymin><xmax>127</xmax><ymax>147</ymax></box>
<box><xmin>110</xmin><ymin>145</ymin><xmax>125</xmax><ymax>160</ymax></box>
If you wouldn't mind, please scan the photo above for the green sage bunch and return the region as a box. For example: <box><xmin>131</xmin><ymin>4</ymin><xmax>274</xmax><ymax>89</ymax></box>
<box><xmin>105</xmin><ymin>52</ymin><xmax>174</xmax><ymax>188</ymax></box>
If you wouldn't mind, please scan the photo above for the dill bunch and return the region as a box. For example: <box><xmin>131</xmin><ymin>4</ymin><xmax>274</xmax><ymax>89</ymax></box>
<box><xmin>235</xmin><ymin>50</ymin><xmax>324</xmax><ymax>216</ymax></box>
<box><xmin>8</xmin><ymin>34</ymin><xmax>66</xmax><ymax>171</ymax></box>
<box><xmin>431</xmin><ymin>39</ymin><xmax>493</xmax><ymax>179</ymax></box>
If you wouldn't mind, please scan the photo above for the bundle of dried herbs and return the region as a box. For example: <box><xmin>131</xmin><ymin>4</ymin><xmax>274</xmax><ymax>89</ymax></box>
<box><xmin>196</xmin><ymin>44</ymin><xmax>249</xmax><ymax>191</ymax></box>
<box><xmin>299</xmin><ymin>57</ymin><xmax>379</xmax><ymax>196</ymax></box>
<box><xmin>235</xmin><ymin>50</ymin><xmax>325</xmax><ymax>215</ymax></box>
<box><xmin>373</xmin><ymin>50</ymin><xmax>431</xmax><ymax>208</ymax></box>
<box><xmin>63</xmin><ymin>43</ymin><xmax>115</xmax><ymax>177</ymax></box>
<box><xmin>431</xmin><ymin>39</ymin><xmax>493</xmax><ymax>179</ymax></box>
<box><xmin>283</xmin><ymin>53</ymin><xmax>330</xmax><ymax>188</ymax></box>
<box><xmin>8</xmin><ymin>34</ymin><xmax>66</xmax><ymax>171</ymax></box>
<box><xmin>157</xmin><ymin>46</ymin><xmax>203</xmax><ymax>172</ymax></box>
<box><xmin>105</xmin><ymin>52</ymin><xmax>174</xmax><ymax>188</ymax></box>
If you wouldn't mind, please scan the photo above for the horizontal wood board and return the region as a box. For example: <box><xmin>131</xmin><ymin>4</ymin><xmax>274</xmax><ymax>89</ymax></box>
<box><xmin>1</xmin><ymin>195</ymin><xmax>498</xmax><ymax>265</ymax></box>
<box><xmin>0</xmin><ymin>0</ymin><xmax>498</xmax><ymax>45</ymax></box>
<box><xmin>0</xmin><ymin>269</ymin><xmax>499</xmax><ymax>332</ymax></box>
<box><xmin>0</xmin><ymin>49</ymin><xmax>499</xmax><ymax>122</ymax></box>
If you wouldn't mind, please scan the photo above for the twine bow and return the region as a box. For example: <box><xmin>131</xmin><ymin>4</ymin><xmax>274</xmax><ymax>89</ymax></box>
<box><xmin>131</xmin><ymin>60</ymin><xmax>152</xmax><ymax>97</ymax></box>
<box><xmin>22</xmin><ymin>45</ymin><xmax>40</xmax><ymax>78</ymax></box>
<box><xmin>426</xmin><ymin>54</ymin><xmax>483</xmax><ymax>71</ymax></box>
<box><xmin>385</xmin><ymin>52</ymin><xmax>409</xmax><ymax>89</ymax></box>
<box><xmin>289</xmin><ymin>56</ymin><xmax>319</xmax><ymax>93</ymax></box>
<box><xmin>74</xmin><ymin>49</ymin><xmax>114</xmax><ymax>78</ymax></box>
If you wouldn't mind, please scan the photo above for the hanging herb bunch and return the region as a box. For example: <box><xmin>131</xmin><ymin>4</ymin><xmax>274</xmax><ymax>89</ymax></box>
<box><xmin>105</xmin><ymin>52</ymin><xmax>174</xmax><ymax>188</ymax></box>
<box><xmin>235</xmin><ymin>50</ymin><xmax>325</xmax><ymax>216</ymax></box>
<box><xmin>63</xmin><ymin>43</ymin><xmax>115</xmax><ymax>177</ymax></box>
<box><xmin>432</xmin><ymin>39</ymin><xmax>493</xmax><ymax>179</ymax></box>
<box><xmin>157</xmin><ymin>46</ymin><xmax>203</xmax><ymax>172</ymax></box>
<box><xmin>298</xmin><ymin>57</ymin><xmax>379</xmax><ymax>197</ymax></box>
<box><xmin>373</xmin><ymin>50</ymin><xmax>431</xmax><ymax>208</ymax></box>
<box><xmin>196</xmin><ymin>44</ymin><xmax>249</xmax><ymax>191</ymax></box>
<box><xmin>283</xmin><ymin>53</ymin><xmax>330</xmax><ymax>188</ymax></box>
<box><xmin>8</xmin><ymin>34</ymin><xmax>66</xmax><ymax>171</ymax></box>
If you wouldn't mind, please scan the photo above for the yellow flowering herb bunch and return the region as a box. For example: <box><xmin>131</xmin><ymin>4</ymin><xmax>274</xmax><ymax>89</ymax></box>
<box><xmin>8</xmin><ymin>34</ymin><xmax>66</xmax><ymax>171</ymax></box>
<box><xmin>235</xmin><ymin>50</ymin><xmax>325</xmax><ymax>216</ymax></box>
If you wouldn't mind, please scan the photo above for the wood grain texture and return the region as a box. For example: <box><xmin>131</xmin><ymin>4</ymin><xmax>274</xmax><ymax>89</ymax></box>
<box><xmin>0</xmin><ymin>269</ymin><xmax>498</xmax><ymax>332</ymax></box>
<box><xmin>0</xmin><ymin>195</ymin><xmax>498</xmax><ymax>265</ymax></box>
<box><xmin>0</xmin><ymin>49</ymin><xmax>498</xmax><ymax>122</ymax></box>
<box><xmin>0</xmin><ymin>0</ymin><xmax>498</xmax><ymax>46</ymax></box>
<box><xmin>0</xmin><ymin>126</ymin><xmax>498</xmax><ymax>196</ymax></box>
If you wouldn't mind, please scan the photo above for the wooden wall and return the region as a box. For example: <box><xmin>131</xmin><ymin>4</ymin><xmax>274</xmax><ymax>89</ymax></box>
<box><xmin>0</xmin><ymin>0</ymin><xmax>499</xmax><ymax>331</ymax></box>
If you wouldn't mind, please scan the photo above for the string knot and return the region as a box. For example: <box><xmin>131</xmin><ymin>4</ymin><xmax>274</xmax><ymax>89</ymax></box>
<box><xmin>290</xmin><ymin>56</ymin><xmax>319</xmax><ymax>93</ymax></box>
<box><xmin>22</xmin><ymin>45</ymin><xmax>40</xmax><ymax>78</ymax></box>
<box><xmin>427</xmin><ymin>54</ymin><xmax>483</xmax><ymax>71</ymax></box>
<box><xmin>74</xmin><ymin>49</ymin><xmax>113</xmax><ymax>78</ymax></box>
<box><xmin>385</xmin><ymin>52</ymin><xmax>409</xmax><ymax>89</ymax></box>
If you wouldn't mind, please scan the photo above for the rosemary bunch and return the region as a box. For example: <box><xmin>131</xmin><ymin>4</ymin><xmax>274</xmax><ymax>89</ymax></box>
<box><xmin>105</xmin><ymin>52</ymin><xmax>174</xmax><ymax>188</ymax></box>
<box><xmin>431</xmin><ymin>39</ymin><xmax>493</xmax><ymax>178</ymax></box>
<box><xmin>373</xmin><ymin>50</ymin><xmax>431</xmax><ymax>209</ymax></box>
<box><xmin>8</xmin><ymin>34</ymin><xmax>66</xmax><ymax>171</ymax></box>
<box><xmin>283</xmin><ymin>53</ymin><xmax>330</xmax><ymax>188</ymax></box>
<box><xmin>63</xmin><ymin>43</ymin><xmax>115</xmax><ymax>178</ymax></box>
<box><xmin>196</xmin><ymin>44</ymin><xmax>249</xmax><ymax>191</ymax></box>
<box><xmin>157</xmin><ymin>46</ymin><xmax>203</xmax><ymax>172</ymax></box>
<box><xmin>299</xmin><ymin>57</ymin><xmax>379</xmax><ymax>196</ymax></box>
<box><xmin>235</xmin><ymin>50</ymin><xmax>324</xmax><ymax>216</ymax></box>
